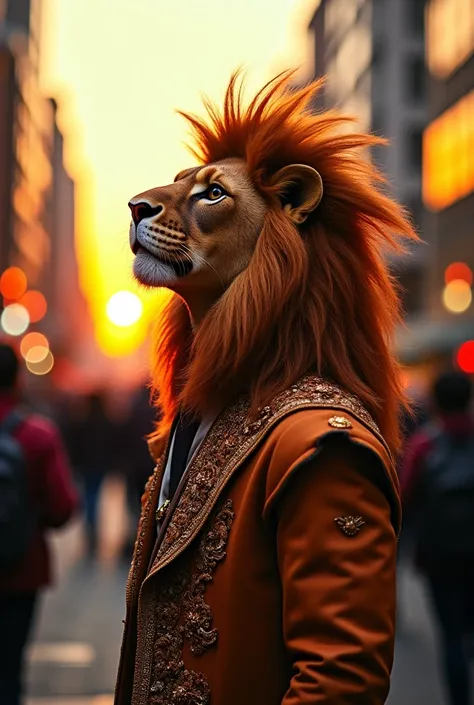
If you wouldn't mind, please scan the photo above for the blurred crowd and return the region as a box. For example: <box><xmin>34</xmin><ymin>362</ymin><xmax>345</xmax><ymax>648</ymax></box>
<box><xmin>57</xmin><ymin>385</ymin><xmax>157</xmax><ymax>559</ymax></box>
<box><xmin>398</xmin><ymin>370</ymin><xmax>474</xmax><ymax>705</ymax></box>
<box><xmin>0</xmin><ymin>342</ymin><xmax>157</xmax><ymax>705</ymax></box>
<box><xmin>0</xmin><ymin>339</ymin><xmax>473</xmax><ymax>705</ymax></box>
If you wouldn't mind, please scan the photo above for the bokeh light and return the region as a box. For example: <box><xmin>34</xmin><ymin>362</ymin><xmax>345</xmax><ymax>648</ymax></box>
<box><xmin>444</xmin><ymin>262</ymin><xmax>473</xmax><ymax>286</ymax></box>
<box><xmin>19</xmin><ymin>290</ymin><xmax>48</xmax><ymax>323</ymax></box>
<box><xmin>457</xmin><ymin>341</ymin><xmax>474</xmax><ymax>374</ymax></box>
<box><xmin>20</xmin><ymin>332</ymin><xmax>49</xmax><ymax>359</ymax></box>
<box><xmin>0</xmin><ymin>267</ymin><xmax>27</xmax><ymax>300</ymax></box>
<box><xmin>1</xmin><ymin>304</ymin><xmax>30</xmax><ymax>336</ymax></box>
<box><xmin>25</xmin><ymin>345</ymin><xmax>50</xmax><ymax>364</ymax></box>
<box><xmin>106</xmin><ymin>291</ymin><xmax>143</xmax><ymax>327</ymax></box>
<box><xmin>26</xmin><ymin>350</ymin><xmax>54</xmax><ymax>376</ymax></box>
<box><xmin>442</xmin><ymin>279</ymin><xmax>472</xmax><ymax>313</ymax></box>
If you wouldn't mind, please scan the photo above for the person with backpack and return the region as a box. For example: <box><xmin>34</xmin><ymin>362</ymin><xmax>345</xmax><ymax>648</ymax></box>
<box><xmin>0</xmin><ymin>343</ymin><xmax>79</xmax><ymax>705</ymax></box>
<box><xmin>401</xmin><ymin>369</ymin><xmax>474</xmax><ymax>705</ymax></box>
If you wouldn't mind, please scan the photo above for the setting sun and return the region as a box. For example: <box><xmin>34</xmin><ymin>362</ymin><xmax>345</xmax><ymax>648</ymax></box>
<box><xmin>106</xmin><ymin>291</ymin><xmax>143</xmax><ymax>328</ymax></box>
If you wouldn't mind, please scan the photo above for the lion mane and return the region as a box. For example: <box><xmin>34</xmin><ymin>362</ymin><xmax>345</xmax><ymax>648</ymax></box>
<box><xmin>150</xmin><ymin>72</ymin><xmax>417</xmax><ymax>454</ymax></box>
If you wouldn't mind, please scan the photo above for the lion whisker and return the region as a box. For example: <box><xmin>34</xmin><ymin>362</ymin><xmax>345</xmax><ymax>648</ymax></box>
<box><xmin>180</xmin><ymin>244</ymin><xmax>226</xmax><ymax>290</ymax></box>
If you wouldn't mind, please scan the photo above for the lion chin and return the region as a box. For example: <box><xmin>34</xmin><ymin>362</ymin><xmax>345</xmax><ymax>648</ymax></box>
<box><xmin>133</xmin><ymin>248</ymin><xmax>194</xmax><ymax>287</ymax></box>
<box><xmin>133</xmin><ymin>249</ymin><xmax>188</xmax><ymax>287</ymax></box>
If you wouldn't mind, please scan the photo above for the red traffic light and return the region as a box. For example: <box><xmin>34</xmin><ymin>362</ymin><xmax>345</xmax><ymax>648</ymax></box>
<box><xmin>445</xmin><ymin>262</ymin><xmax>473</xmax><ymax>286</ymax></box>
<box><xmin>456</xmin><ymin>341</ymin><xmax>474</xmax><ymax>374</ymax></box>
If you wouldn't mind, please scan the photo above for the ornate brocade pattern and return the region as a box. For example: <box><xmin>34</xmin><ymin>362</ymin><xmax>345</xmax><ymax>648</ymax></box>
<box><xmin>127</xmin><ymin>375</ymin><xmax>388</xmax><ymax>705</ymax></box>
<box><xmin>185</xmin><ymin>499</ymin><xmax>235</xmax><ymax>655</ymax></box>
<box><xmin>151</xmin><ymin>374</ymin><xmax>387</xmax><ymax>576</ymax></box>
<box><xmin>148</xmin><ymin>500</ymin><xmax>234</xmax><ymax>704</ymax></box>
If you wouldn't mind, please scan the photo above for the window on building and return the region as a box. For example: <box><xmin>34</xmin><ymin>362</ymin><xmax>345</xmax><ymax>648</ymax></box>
<box><xmin>407</xmin><ymin>0</ymin><xmax>425</xmax><ymax>36</ymax></box>
<box><xmin>333</xmin><ymin>22</ymin><xmax>372</xmax><ymax>100</ymax></box>
<box><xmin>6</xmin><ymin>0</ymin><xmax>31</xmax><ymax>30</ymax></box>
<box><xmin>406</xmin><ymin>56</ymin><xmax>426</xmax><ymax>101</ymax></box>
<box><xmin>423</xmin><ymin>91</ymin><xmax>474</xmax><ymax>211</ymax></box>
<box><xmin>427</xmin><ymin>0</ymin><xmax>474</xmax><ymax>78</ymax></box>
<box><xmin>407</xmin><ymin>130</ymin><xmax>423</xmax><ymax>172</ymax></box>
<box><xmin>372</xmin><ymin>40</ymin><xmax>384</xmax><ymax>67</ymax></box>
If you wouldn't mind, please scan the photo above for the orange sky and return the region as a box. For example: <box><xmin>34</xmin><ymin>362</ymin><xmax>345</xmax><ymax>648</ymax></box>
<box><xmin>41</xmin><ymin>0</ymin><xmax>314</xmax><ymax>356</ymax></box>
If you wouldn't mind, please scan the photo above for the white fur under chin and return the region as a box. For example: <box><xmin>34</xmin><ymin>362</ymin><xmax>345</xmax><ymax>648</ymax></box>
<box><xmin>133</xmin><ymin>250</ymin><xmax>178</xmax><ymax>287</ymax></box>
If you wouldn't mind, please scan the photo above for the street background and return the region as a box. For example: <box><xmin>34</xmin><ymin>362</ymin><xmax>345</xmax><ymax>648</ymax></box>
<box><xmin>1</xmin><ymin>0</ymin><xmax>473</xmax><ymax>703</ymax></box>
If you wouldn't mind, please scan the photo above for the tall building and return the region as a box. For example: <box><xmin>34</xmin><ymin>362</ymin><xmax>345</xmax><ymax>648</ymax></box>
<box><xmin>308</xmin><ymin>0</ymin><xmax>373</xmax><ymax>129</ymax></box>
<box><xmin>421</xmin><ymin>0</ymin><xmax>474</xmax><ymax>365</ymax></box>
<box><xmin>0</xmin><ymin>0</ymin><xmax>53</xmax><ymax>287</ymax></box>
<box><xmin>308</xmin><ymin>0</ymin><xmax>427</xmax><ymax>320</ymax></box>
<box><xmin>46</xmin><ymin>99</ymin><xmax>78</xmax><ymax>343</ymax></box>
<box><xmin>0</xmin><ymin>0</ymin><xmax>97</xmax><ymax>388</ymax></box>
<box><xmin>47</xmin><ymin>99</ymin><xmax>97</xmax><ymax>377</ymax></box>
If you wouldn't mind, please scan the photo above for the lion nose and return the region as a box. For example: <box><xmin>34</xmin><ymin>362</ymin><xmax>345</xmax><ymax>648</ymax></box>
<box><xmin>128</xmin><ymin>201</ymin><xmax>163</xmax><ymax>226</ymax></box>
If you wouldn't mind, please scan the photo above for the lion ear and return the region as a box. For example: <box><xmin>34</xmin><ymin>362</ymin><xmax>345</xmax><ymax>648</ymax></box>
<box><xmin>269</xmin><ymin>164</ymin><xmax>323</xmax><ymax>224</ymax></box>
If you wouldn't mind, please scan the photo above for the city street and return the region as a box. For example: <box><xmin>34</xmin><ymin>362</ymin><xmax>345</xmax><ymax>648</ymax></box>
<box><xmin>388</xmin><ymin>569</ymin><xmax>445</xmax><ymax>705</ymax></box>
<box><xmin>26</xmin><ymin>477</ymin><xmax>128</xmax><ymax>705</ymax></box>
<box><xmin>26</xmin><ymin>555</ymin><xmax>127</xmax><ymax>705</ymax></box>
<box><xmin>25</xmin><ymin>480</ymin><xmax>448</xmax><ymax>705</ymax></box>
<box><xmin>1</xmin><ymin>0</ymin><xmax>472</xmax><ymax>703</ymax></box>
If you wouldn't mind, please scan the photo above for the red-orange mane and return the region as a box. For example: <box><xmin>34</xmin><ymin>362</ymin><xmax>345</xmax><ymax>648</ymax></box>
<box><xmin>151</xmin><ymin>71</ymin><xmax>417</xmax><ymax>454</ymax></box>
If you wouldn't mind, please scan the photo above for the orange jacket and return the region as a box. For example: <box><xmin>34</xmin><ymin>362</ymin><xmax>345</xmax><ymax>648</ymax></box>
<box><xmin>115</xmin><ymin>376</ymin><xmax>400</xmax><ymax>705</ymax></box>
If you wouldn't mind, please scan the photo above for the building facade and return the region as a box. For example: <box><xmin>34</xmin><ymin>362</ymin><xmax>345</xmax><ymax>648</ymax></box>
<box><xmin>47</xmin><ymin>98</ymin><xmax>97</xmax><ymax>379</ymax></box>
<box><xmin>419</xmin><ymin>0</ymin><xmax>474</xmax><ymax>363</ymax></box>
<box><xmin>308</xmin><ymin>0</ymin><xmax>427</xmax><ymax>321</ymax></box>
<box><xmin>0</xmin><ymin>0</ymin><xmax>53</xmax><ymax>286</ymax></box>
<box><xmin>0</xmin><ymin>0</ymin><xmax>97</xmax><ymax>390</ymax></box>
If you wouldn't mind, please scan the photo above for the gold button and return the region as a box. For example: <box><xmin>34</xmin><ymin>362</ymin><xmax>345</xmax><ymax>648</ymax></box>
<box><xmin>155</xmin><ymin>499</ymin><xmax>170</xmax><ymax>523</ymax></box>
<box><xmin>328</xmin><ymin>415</ymin><xmax>352</xmax><ymax>429</ymax></box>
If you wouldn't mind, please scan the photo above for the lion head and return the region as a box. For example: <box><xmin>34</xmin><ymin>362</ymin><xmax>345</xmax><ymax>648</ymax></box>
<box><xmin>129</xmin><ymin>72</ymin><xmax>417</xmax><ymax>453</ymax></box>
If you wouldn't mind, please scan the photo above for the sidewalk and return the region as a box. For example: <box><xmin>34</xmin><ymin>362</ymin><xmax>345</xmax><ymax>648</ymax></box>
<box><xmin>26</xmin><ymin>476</ymin><xmax>129</xmax><ymax>704</ymax></box>
<box><xmin>388</xmin><ymin>567</ymin><xmax>445</xmax><ymax>705</ymax></box>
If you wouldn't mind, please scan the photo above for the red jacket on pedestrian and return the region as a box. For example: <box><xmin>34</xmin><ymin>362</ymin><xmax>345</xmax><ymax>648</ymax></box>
<box><xmin>0</xmin><ymin>393</ymin><xmax>79</xmax><ymax>593</ymax></box>
<box><xmin>400</xmin><ymin>412</ymin><xmax>474</xmax><ymax>504</ymax></box>
<box><xmin>400</xmin><ymin>412</ymin><xmax>474</xmax><ymax>572</ymax></box>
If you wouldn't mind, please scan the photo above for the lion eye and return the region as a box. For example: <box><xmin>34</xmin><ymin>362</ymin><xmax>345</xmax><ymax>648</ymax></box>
<box><xmin>207</xmin><ymin>184</ymin><xmax>225</xmax><ymax>200</ymax></box>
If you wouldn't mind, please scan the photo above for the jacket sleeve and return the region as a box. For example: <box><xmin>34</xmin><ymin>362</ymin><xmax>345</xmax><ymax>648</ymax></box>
<box><xmin>37</xmin><ymin>419</ymin><xmax>80</xmax><ymax>528</ymax></box>
<box><xmin>267</xmin><ymin>438</ymin><xmax>397</xmax><ymax>704</ymax></box>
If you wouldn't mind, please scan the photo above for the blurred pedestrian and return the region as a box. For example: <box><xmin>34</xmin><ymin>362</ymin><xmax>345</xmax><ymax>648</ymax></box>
<box><xmin>61</xmin><ymin>391</ymin><xmax>120</xmax><ymax>556</ymax></box>
<box><xmin>118</xmin><ymin>385</ymin><xmax>157</xmax><ymax>558</ymax></box>
<box><xmin>400</xmin><ymin>370</ymin><xmax>474</xmax><ymax>705</ymax></box>
<box><xmin>0</xmin><ymin>343</ymin><xmax>78</xmax><ymax>705</ymax></box>
<box><xmin>397</xmin><ymin>392</ymin><xmax>428</xmax><ymax>568</ymax></box>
